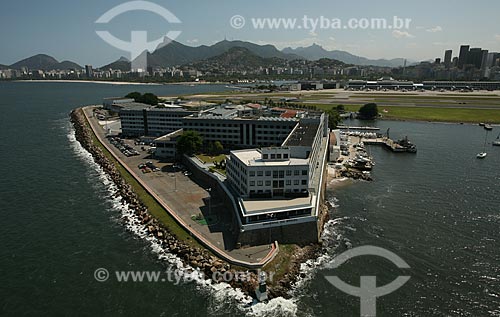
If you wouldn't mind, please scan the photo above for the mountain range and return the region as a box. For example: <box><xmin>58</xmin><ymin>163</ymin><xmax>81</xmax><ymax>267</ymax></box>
<box><xmin>190</xmin><ymin>46</ymin><xmax>289</xmax><ymax>71</ymax></box>
<box><xmin>3</xmin><ymin>40</ymin><xmax>410</xmax><ymax>71</ymax></box>
<box><xmin>8</xmin><ymin>54</ymin><xmax>82</xmax><ymax>71</ymax></box>
<box><xmin>282</xmin><ymin>44</ymin><xmax>407</xmax><ymax>68</ymax></box>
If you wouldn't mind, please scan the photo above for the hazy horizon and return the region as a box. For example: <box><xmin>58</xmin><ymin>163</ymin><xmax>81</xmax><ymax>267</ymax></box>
<box><xmin>1</xmin><ymin>0</ymin><xmax>500</xmax><ymax>66</ymax></box>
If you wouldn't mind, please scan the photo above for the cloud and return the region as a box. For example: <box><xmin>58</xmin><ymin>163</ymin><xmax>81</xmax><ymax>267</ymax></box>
<box><xmin>392</xmin><ymin>30</ymin><xmax>415</xmax><ymax>39</ymax></box>
<box><xmin>495</xmin><ymin>35</ymin><xmax>500</xmax><ymax>41</ymax></box>
<box><xmin>328</xmin><ymin>37</ymin><xmax>335</xmax><ymax>41</ymax></box>
<box><xmin>426</xmin><ymin>26</ymin><xmax>443</xmax><ymax>33</ymax></box>
<box><xmin>186</xmin><ymin>39</ymin><xmax>199</xmax><ymax>44</ymax></box>
<box><xmin>309</xmin><ymin>30</ymin><xmax>318</xmax><ymax>37</ymax></box>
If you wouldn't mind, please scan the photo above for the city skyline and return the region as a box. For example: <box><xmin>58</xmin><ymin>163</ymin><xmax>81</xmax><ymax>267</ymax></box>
<box><xmin>1</xmin><ymin>0</ymin><xmax>500</xmax><ymax>66</ymax></box>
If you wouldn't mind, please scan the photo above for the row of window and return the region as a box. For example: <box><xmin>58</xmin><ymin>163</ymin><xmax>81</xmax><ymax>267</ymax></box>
<box><xmin>249</xmin><ymin>179</ymin><xmax>307</xmax><ymax>187</ymax></box>
<box><xmin>263</xmin><ymin>153</ymin><xmax>288</xmax><ymax>160</ymax></box>
<box><xmin>249</xmin><ymin>170</ymin><xmax>308</xmax><ymax>177</ymax></box>
<box><xmin>184</xmin><ymin>122</ymin><xmax>294</xmax><ymax>129</ymax></box>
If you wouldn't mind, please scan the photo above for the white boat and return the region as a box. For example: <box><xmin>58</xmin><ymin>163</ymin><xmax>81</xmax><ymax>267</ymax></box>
<box><xmin>493</xmin><ymin>133</ymin><xmax>500</xmax><ymax>146</ymax></box>
<box><xmin>477</xmin><ymin>152</ymin><xmax>487</xmax><ymax>159</ymax></box>
<box><xmin>477</xmin><ymin>130</ymin><xmax>489</xmax><ymax>158</ymax></box>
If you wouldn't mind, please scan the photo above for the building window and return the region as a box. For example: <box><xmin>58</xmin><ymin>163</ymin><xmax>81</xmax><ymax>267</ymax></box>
<box><xmin>301</xmin><ymin>180</ymin><xmax>307</xmax><ymax>185</ymax></box>
<box><xmin>257</xmin><ymin>181</ymin><xmax>263</xmax><ymax>186</ymax></box>
<box><xmin>302</xmin><ymin>170</ymin><xmax>308</xmax><ymax>175</ymax></box>
<box><xmin>286</xmin><ymin>180</ymin><xmax>291</xmax><ymax>186</ymax></box>
<box><xmin>286</xmin><ymin>170</ymin><xmax>292</xmax><ymax>176</ymax></box>
<box><xmin>294</xmin><ymin>180</ymin><xmax>299</xmax><ymax>185</ymax></box>
<box><xmin>249</xmin><ymin>171</ymin><xmax>255</xmax><ymax>177</ymax></box>
<box><xmin>266</xmin><ymin>171</ymin><xmax>271</xmax><ymax>176</ymax></box>
<box><xmin>271</xmin><ymin>154</ymin><xmax>276</xmax><ymax>159</ymax></box>
<box><xmin>284</xmin><ymin>154</ymin><xmax>289</xmax><ymax>159</ymax></box>
<box><xmin>273</xmin><ymin>171</ymin><xmax>278</xmax><ymax>178</ymax></box>
<box><xmin>294</xmin><ymin>170</ymin><xmax>300</xmax><ymax>176</ymax></box>
<box><xmin>279</xmin><ymin>170</ymin><xmax>284</xmax><ymax>178</ymax></box>
<box><xmin>265</xmin><ymin>181</ymin><xmax>271</xmax><ymax>186</ymax></box>
<box><xmin>250</xmin><ymin>181</ymin><xmax>255</xmax><ymax>186</ymax></box>
<box><xmin>263</xmin><ymin>154</ymin><xmax>268</xmax><ymax>159</ymax></box>
<box><xmin>257</xmin><ymin>171</ymin><xmax>263</xmax><ymax>176</ymax></box>
<box><xmin>277</xmin><ymin>154</ymin><xmax>282</xmax><ymax>159</ymax></box>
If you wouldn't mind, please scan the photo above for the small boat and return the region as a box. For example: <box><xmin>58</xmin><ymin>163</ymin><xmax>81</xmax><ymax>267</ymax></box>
<box><xmin>493</xmin><ymin>133</ymin><xmax>500</xmax><ymax>146</ymax></box>
<box><xmin>479</xmin><ymin>123</ymin><xmax>486</xmax><ymax>127</ymax></box>
<box><xmin>484</xmin><ymin>124</ymin><xmax>493</xmax><ymax>131</ymax></box>
<box><xmin>477</xmin><ymin>130</ymin><xmax>489</xmax><ymax>158</ymax></box>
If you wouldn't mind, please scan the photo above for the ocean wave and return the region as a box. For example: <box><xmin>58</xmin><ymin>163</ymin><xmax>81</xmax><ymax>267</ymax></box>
<box><xmin>66</xmin><ymin>120</ymin><xmax>299</xmax><ymax>316</ymax></box>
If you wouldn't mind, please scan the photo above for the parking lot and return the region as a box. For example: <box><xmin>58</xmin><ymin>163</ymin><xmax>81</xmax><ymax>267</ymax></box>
<box><xmin>85</xmin><ymin>107</ymin><xmax>273</xmax><ymax>262</ymax></box>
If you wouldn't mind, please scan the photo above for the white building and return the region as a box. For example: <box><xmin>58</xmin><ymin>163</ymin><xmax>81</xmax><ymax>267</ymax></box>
<box><xmin>153</xmin><ymin>129</ymin><xmax>183</xmax><ymax>158</ymax></box>
<box><xmin>227</xmin><ymin>147</ymin><xmax>310</xmax><ymax>199</ymax></box>
<box><xmin>226</xmin><ymin>113</ymin><xmax>329</xmax><ymax>230</ymax></box>
<box><xmin>119</xmin><ymin>103</ymin><xmax>196</xmax><ymax>137</ymax></box>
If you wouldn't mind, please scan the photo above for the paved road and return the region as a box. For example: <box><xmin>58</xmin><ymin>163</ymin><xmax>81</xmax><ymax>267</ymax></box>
<box><xmin>84</xmin><ymin>107</ymin><xmax>273</xmax><ymax>264</ymax></box>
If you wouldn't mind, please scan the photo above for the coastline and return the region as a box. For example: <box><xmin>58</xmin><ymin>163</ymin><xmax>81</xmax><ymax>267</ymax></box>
<box><xmin>12</xmin><ymin>79</ymin><xmax>230</xmax><ymax>86</ymax></box>
<box><xmin>69</xmin><ymin>106</ymin><xmax>325</xmax><ymax>300</ymax></box>
<box><xmin>15</xmin><ymin>79</ymin><xmax>162</xmax><ymax>85</ymax></box>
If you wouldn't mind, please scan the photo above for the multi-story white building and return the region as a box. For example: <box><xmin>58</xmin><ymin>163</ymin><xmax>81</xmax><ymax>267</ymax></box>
<box><xmin>226</xmin><ymin>113</ymin><xmax>330</xmax><ymax>232</ymax></box>
<box><xmin>118</xmin><ymin>103</ymin><xmax>196</xmax><ymax>137</ymax></box>
<box><xmin>227</xmin><ymin>147</ymin><xmax>310</xmax><ymax>199</ymax></box>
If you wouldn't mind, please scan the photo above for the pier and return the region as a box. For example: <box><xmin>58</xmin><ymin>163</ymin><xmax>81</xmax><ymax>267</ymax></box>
<box><xmin>337</xmin><ymin>125</ymin><xmax>381</xmax><ymax>131</ymax></box>
<box><xmin>363</xmin><ymin>137</ymin><xmax>417</xmax><ymax>153</ymax></box>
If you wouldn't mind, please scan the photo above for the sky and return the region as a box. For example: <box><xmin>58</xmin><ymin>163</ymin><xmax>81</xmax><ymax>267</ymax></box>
<box><xmin>1</xmin><ymin>0</ymin><xmax>500</xmax><ymax>66</ymax></box>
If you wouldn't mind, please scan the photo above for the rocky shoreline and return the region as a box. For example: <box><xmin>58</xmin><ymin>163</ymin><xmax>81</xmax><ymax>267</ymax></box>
<box><xmin>70</xmin><ymin>107</ymin><xmax>324</xmax><ymax>300</ymax></box>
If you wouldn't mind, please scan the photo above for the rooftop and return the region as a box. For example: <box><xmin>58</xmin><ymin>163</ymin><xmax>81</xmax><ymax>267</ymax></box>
<box><xmin>154</xmin><ymin>129</ymin><xmax>183</xmax><ymax>142</ymax></box>
<box><xmin>239</xmin><ymin>195</ymin><xmax>314</xmax><ymax>216</ymax></box>
<box><xmin>283</xmin><ymin>121</ymin><xmax>320</xmax><ymax>147</ymax></box>
<box><xmin>231</xmin><ymin>149</ymin><xmax>308</xmax><ymax>167</ymax></box>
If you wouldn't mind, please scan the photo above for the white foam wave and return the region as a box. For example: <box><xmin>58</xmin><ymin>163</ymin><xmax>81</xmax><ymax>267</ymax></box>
<box><xmin>67</xmin><ymin>121</ymin><xmax>299</xmax><ymax>316</ymax></box>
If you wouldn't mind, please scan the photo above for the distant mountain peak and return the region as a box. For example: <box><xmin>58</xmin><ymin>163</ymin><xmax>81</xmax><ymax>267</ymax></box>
<box><xmin>9</xmin><ymin>54</ymin><xmax>82</xmax><ymax>70</ymax></box>
<box><xmin>282</xmin><ymin>45</ymin><xmax>408</xmax><ymax>67</ymax></box>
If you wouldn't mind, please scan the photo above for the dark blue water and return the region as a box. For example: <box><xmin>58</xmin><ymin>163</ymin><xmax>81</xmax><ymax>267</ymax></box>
<box><xmin>0</xmin><ymin>82</ymin><xmax>499</xmax><ymax>316</ymax></box>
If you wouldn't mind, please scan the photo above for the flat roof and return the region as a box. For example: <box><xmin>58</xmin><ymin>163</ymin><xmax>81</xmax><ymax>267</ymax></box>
<box><xmin>283</xmin><ymin>121</ymin><xmax>319</xmax><ymax>147</ymax></box>
<box><xmin>231</xmin><ymin>149</ymin><xmax>308</xmax><ymax>166</ymax></box>
<box><xmin>240</xmin><ymin>195</ymin><xmax>314</xmax><ymax>215</ymax></box>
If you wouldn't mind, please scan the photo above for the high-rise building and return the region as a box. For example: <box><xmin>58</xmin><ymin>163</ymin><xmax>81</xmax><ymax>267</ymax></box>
<box><xmin>444</xmin><ymin>50</ymin><xmax>452</xmax><ymax>68</ymax></box>
<box><xmin>452</xmin><ymin>57</ymin><xmax>459</xmax><ymax>68</ymax></box>
<box><xmin>85</xmin><ymin>65</ymin><xmax>93</xmax><ymax>78</ymax></box>
<box><xmin>467</xmin><ymin>48</ymin><xmax>483</xmax><ymax>69</ymax></box>
<box><xmin>458</xmin><ymin>45</ymin><xmax>470</xmax><ymax>69</ymax></box>
<box><xmin>480</xmin><ymin>50</ymin><xmax>490</xmax><ymax>69</ymax></box>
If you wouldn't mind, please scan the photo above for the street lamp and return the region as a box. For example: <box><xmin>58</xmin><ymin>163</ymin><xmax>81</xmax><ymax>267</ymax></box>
<box><xmin>206</xmin><ymin>187</ymin><xmax>212</xmax><ymax>216</ymax></box>
<box><xmin>170</xmin><ymin>173</ymin><xmax>177</xmax><ymax>192</ymax></box>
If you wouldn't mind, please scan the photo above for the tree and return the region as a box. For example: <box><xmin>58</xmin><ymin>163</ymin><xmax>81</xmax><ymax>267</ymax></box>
<box><xmin>125</xmin><ymin>92</ymin><xmax>159</xmax><ymax>106</ymax></box>
<box><xmin>336</xmin><ymin>105</ymin><xmax>345</xmax><ymax>113</ymax></box>
<box><xmin>214</xmin><ymin>141</ymin><xmax>224</xmax><ymax>154</ymax></box>
<box><xmin>125</xmin><ymin>92</ymin><xmax>141</xmax><ymax>100</ymax></box>
<box><xmin>176</xmin><ymin>131</ymin><xmax>203</xmax><ymax>156</ymax></box>
<box><xmin>325</xmin><ymin>109</ymin><xmax>342</xmax><ymax>129</ymax></box>
<box><xmin>358</xmin><ymin>103</ymin><xmax>378</xmax><ymax>120</ymax></box>
<box><xmin>138</xmin><ymin>93</ymin><xmax>159</xmax><ymax>106</ymax></box>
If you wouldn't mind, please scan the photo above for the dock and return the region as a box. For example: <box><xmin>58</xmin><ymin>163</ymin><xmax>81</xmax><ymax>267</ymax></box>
<box><xmin>337</xmin><ymin>125</ymin><xmax>381</xmax><ymax>131</ymax></box>
<box><xmin>363</xmin><ymin>137</ymin><xmax>417</xmax><ymax>153</ymax></box>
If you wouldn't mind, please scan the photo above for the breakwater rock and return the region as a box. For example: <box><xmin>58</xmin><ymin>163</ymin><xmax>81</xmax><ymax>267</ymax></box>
<box><xmin>69</xmin><ymin>108</ymin><xmax>259</xmax><ymax>293</ymax></box>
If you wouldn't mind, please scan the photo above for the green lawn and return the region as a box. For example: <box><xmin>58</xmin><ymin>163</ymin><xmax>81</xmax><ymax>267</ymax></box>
<box><xmin>196</xmin><ymin>154</ymin><xmax>226</xmax><ymax>164</ymax></box>
<box><xmin>338</xmin><ymin>104</ymin><xmax>500</xmax><ymax>123</ymax></box>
